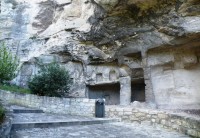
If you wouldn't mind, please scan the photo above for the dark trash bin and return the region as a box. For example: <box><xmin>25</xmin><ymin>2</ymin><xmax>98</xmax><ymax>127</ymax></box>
<box><xmin>95</xmin><ymin>99</ymin><xmax>105</xmax><ymax>118</ymax></box>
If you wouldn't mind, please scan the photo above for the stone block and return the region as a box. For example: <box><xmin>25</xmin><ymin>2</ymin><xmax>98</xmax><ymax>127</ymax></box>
<box><xmin>158</xmin><ymin>113</ymin><xmax>168</xmax><ymax>119</ymax></box>
<box><xmin>135</xmin><ymin>112</ymin><xmax>146</xmax><ymax>117</ymax></box>
<box><xmin>178</xmin><ymin>127</ymin><xmax>187</xmax><ymax>134</ymax></box>
<box><xmin>124</xmin><ymin>112</ymin><xmax>132</xmax><ymax>115</ymax></box>
<box><xmin>70</xmin><ymin>98</ymin><xmax>76</xmax><ymax>102</ymax></box>
<box><xmin>105</xmin><ymin>107</ymin><xmax>110</xmax><ymax>112</ymax></box>
<box><xmin>118</xmin><ymin>112</ymin><xmax>123</xmax><ymax>116</ymax></box>
<box><xmin>116</xmin><ymin>108</ymin><xmax>124</xmax><ymax>112</ymax></box>
<box><xmin>132</xmin><ymin>109</ymin><xmax>138</xmax><ymax>113</ymax></box>
<box><xmin>122</xmin><ymin>115</ymin><xmax>129</xmax><ymax>119</ymax></box>
<box><xmin>123</xmin><ymin>108</ymin><xmax>132</xmax><ymax>112</ymax></box>
<box><xmin>110</xmin><ymin>108</ymin><xmax>116</xmax><ymax>112</ymax></box>
<box><xmin>148</xmin><ymin>111</ymin><xmax>158</xmax><ymax>115</ymax></box>
<box><xmin>161</xmin><ymin>119</ymin><xmax>166</xmax><ymax>125</ymax></box>
<box><xmin>187</xmin><ymin>129</ymin><xmax>198</xmax><ymax>137</ymax></box>
<box><xmin>176</xmin><ymin>120</ymin><xmax>182</xmax><ymax>126</ymax></box>
<box><xmin>172</xmin><ymin>124</ymin><xmax>179</xmax><ymax>130</ymax></box>
<box><xmin>151</xmin><ymin>119</ymin><xmax>156</xmax><ymax>123</ymax></box>
<box><xmin>198</xmin><ymin>132</ymin><xmax>200</xmax><ymax>137</ymax></box>
<box><xmin>141</xmin><ymin>121</ymin><xmax>151</xmax><ymax>126</ymax></box>
<box><xmin>156</xmin><ymin>118</ymin><xmax>160</xmax><ymax>123</ymax></box>
<box><xmin>139</xmin><ymin>109</ymin><xmax>149</xmax><ymax>113</ymax></box>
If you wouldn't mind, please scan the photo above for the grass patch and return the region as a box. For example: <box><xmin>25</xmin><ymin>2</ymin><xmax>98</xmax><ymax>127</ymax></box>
<box><xmin>0</xmin><ymin>84</ymin><xmax>31</xmax><ymax>94</ymax></box>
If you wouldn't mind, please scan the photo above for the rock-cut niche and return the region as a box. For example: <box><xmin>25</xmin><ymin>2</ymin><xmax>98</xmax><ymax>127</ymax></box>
<box><xmin>109</xmin><ymin>70</ymin><xmax>118</xmax><ymax>81</ymax></box>
<box><xmin>96</xmin><ymin>73</ymin><xmax>103</xmax><ymax>82</ymax></box>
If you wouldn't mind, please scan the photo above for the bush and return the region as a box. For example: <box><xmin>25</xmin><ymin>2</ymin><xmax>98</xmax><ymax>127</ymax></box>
<box><xmin>28</xmin><ymin>63</ymin><xmax>72</xmax><ymax>97</ymax></box>
<box><xmin>0</xmin><ymin>43</ymin><xmax>19</xmax><ymax>84</ymax></box>
<box><xmin>0</xmin><ymin>103</ymin><xmax>5</xmax><ymax>123</ymax></box>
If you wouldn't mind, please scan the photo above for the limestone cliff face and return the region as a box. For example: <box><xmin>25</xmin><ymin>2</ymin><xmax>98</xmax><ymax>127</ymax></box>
<box><xmin>0</xmin><ymin>0</ymin><xmax>200</xmax><ymax>109</ymax></box>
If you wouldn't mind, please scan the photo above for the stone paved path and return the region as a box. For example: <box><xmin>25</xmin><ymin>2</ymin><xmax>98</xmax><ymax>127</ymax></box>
<box><xmin>10</xmin><ymin>105</ymin><xmax>191</xmax><ymax>138</ymax></box>
<box><xmin>11</xmin><ymin>122</ymin><xmax>190</xmax><ymax>138</ymax></box>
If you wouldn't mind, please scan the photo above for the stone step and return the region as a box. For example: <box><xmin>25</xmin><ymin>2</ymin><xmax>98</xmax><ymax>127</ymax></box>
<box><xmin>11</xmin><ymin>118</ymin><xmax>121</xmax><ymax>131</ymax></box>
<box><xmin>13</xmin><ymin>109</ymin><xmax>44</xmax><ymax>114</ymax></box>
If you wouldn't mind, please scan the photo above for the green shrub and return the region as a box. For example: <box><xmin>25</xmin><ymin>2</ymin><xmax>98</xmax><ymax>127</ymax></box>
<box><xmin>0</xmin><ymin>103</ymin><xmax>5</xmax><ymax>123</ymax></box>
<box><xmin>0</xmin><ymin>43</ymin><xmax>19</xmax><ymax>84</ymax></box>
<box><xmin>28</xmin><ymin>63</ymin><xmax>72</xmax><ymax>97</ymax></box>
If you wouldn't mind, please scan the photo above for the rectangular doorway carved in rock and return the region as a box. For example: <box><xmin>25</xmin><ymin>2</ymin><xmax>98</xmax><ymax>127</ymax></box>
<box><xmin>131</xmin><ymin>78</ymin><xmax>145</xmax><ymax>102</ymax></box>
<box><xmin>87</xmin><ymin>83</ymin><xmax>120</xmax><ymax>105</ymax></box>
<box><xmin>131</xmin><ymin>67</ymin><xmax>145</xmax><ymax>102</ymax></box>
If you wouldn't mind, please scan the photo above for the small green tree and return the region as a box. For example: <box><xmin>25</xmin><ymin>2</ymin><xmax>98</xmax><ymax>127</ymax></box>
<box><xmin>0</xmin><ymin>43</ymin><xmax>19</xmax><ymax>84</ymax></box>
<box><xmin>28</xmin><ymin>63</ymin><xmax>72</xmax><ymax>97</ymax></box>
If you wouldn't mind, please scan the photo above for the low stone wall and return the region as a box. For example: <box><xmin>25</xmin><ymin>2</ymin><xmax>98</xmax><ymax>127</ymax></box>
<box><xmin>0</xmin><ymin>90</ymin><xmax>96</xmax><ymax>117</ymax></box>
<box><xmin>106</xmin><ymin>106</ymin><xmax>200</xmax><ymax>138</ymax></box>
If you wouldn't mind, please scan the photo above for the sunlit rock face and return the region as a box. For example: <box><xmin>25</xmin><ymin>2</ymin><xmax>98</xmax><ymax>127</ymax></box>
<box><xmin>0</xmin><ymin>0</ymin><xmax>200</xmax><ymax>109</ymax></box>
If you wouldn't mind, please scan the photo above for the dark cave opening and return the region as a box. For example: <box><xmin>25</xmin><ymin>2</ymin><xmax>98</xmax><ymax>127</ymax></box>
<box><xmin>87</xmin><ymin>83</ymin><xmax>120</xmax><ymax>105</ymax></box>
<box><xmin>131</xmin><ymin>78</ymin><xmax>145</xmax><ymax>102</ymax></box>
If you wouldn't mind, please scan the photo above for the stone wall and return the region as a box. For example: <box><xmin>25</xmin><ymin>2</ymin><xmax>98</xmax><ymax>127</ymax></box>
<box><xmin>106</xmin><ymin>106</ymin><xmax>200</xmax><ymax>138</ymax></box>
<box><xmin>0</xmin><ymin>90</ymin><xmax>96</xmax><ymax>117</ymax></box>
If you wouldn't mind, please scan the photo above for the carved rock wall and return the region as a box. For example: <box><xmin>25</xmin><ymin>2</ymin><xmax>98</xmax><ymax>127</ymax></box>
<box><xmin>0</xmin><ymin>0</ymin><xmax>200</xmax><ymax>109</ymax></box>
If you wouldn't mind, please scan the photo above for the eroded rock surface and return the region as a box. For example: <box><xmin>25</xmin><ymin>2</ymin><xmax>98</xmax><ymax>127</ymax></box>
<box><xmin>0</xmin><ymin>0</ymin><xmax>200</xmax><ymax>109</ymax></box>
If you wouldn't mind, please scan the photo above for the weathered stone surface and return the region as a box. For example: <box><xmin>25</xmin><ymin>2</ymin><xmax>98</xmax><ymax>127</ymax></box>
<box><xmin>0</xmin><ymin>0</ymin><xmax>200</xmax><ymax>109</ymax></box>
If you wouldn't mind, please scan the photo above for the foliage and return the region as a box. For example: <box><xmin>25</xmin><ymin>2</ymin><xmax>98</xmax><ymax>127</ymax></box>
<box><xmin>28</xmin><ymin>63</ymin><xmax>72</xmax><ymax>97</ymax></box>
<box><xmin>0</xmin><ymin>102</ymin><xmax>5</xmax><ymax>123</ymax></box>
<box><xmin>0</xmin><ymin>43</ymin><xmax>19</xmax><ymax>84</ymax></box>
<box><xmin>0</xmin><ymin>84</ymin><xmax>31</xmax><ymax>94</ymax></box>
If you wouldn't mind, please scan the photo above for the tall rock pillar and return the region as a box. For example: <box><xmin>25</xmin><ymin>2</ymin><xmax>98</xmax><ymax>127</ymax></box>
<box><xmin>119</xmin><ymin>76</ymin><xmax>131</xmax><ymax>105</ymax></box>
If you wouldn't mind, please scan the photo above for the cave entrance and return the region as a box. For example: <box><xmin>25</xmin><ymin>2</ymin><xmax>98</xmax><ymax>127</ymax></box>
<box><xmin>131</xmin><ymin>78</ymin><xmax>145</xmax><ymax>102</ymax></box>
<box><xmin>87</xmin><ymin>83</ymin><xmax>120</xmax><ymax>105</ymax></box>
